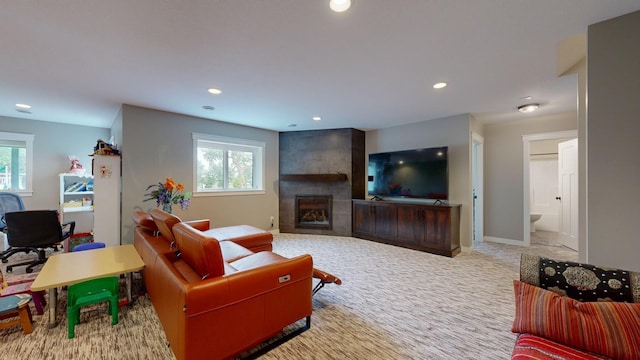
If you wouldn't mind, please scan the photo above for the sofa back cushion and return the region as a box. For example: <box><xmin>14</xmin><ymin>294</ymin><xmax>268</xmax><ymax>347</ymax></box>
<box><xmin>172</xmin><ymin>222</ymin><xmax>224</xmax><ymax>280</ymax></box>
<box><xmin>149</xmin><ymin>208</ymin><xmax>182</xmax><ymax>244</ymax></box>
<box><xmin>132</xmin><ymin>210</ymin><xmax>159</xmax><ymax>233</ymax></box>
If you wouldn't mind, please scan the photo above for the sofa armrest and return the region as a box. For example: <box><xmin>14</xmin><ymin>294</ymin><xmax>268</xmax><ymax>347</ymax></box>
<box><xmin>184</xmin><ymin>253</ymin><xmax>313</xmax><ymax>315</ymax></box>
<box><xmin>184</xmin><ymin>219</ymin><xmax>210</xmax><ymax>231</ymax></box>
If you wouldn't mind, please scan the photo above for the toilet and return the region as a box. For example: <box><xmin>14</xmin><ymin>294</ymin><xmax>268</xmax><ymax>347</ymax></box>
<box><xmin>530</xmin><ymin>213</ymin><xmax>542</xmax><ymax>232</ymax></box>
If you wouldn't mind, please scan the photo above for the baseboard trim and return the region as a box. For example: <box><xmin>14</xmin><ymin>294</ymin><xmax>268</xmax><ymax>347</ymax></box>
<box><xmin>484</xmin><ymin>236</ymin><xmax>527</xmax><ymax>247</ymax></box>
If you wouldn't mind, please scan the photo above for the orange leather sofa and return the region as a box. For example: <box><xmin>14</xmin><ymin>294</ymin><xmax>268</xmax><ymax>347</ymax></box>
<box><xmin>133</xmin><ymin>209</ymin><xmax>313</xmax><ymax>360</ymax></box>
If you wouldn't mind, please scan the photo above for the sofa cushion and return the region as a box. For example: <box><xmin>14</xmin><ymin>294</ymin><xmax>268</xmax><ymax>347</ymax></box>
<box><xmin>512</xmin><ymin>280</ymin><xmax>640</xmax><ymax>360</ymax></box>
<box><xmin>512</xmin><ymin>334</ymin><xmax>610</xmax><ymax>360</ymax></box>
<box><xmin>204</xmin><ymin>225</ymin><xmax>273</xmax><ymax>252</ymax></box>
<box><xmin>149</xmin><ymin>208</ymin><xmax>182</xmax><ymax>244</ymax></box>
<box><xmin>219</xmin><ymin>241</ymin><xmax>254</xmax><ymax>263</ymax></box>
<box><xmin>172</xmin><ymin>222</ymin><xmax>224</xmax><ymax>280</ymax></box>
<box><xmin>132</xmin><ymin>210</ymin><xmax>159</xmax><ymax>233</ymax></box>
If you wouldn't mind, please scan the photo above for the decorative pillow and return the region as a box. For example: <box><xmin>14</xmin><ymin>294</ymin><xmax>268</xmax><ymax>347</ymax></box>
<box><xmin>512</xmin><ymin>280</ymin><xmax>640</xmax><ymax>360</ymax></box>
<box><xmin>539</xmin><ymin>258</ymin><xmax>633</xmax><ymax>302</ymax></box>
<box><xmin>512</xmin><ymin>333</ymin><xmax>610</xmax><ymax>360</ymax></box>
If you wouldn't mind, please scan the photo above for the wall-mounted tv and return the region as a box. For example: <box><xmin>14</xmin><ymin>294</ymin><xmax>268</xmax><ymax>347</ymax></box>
<box><xmin>368</xmin><ymin>146</ymin><xmax>448</xmax><ymax>200</ymax></box>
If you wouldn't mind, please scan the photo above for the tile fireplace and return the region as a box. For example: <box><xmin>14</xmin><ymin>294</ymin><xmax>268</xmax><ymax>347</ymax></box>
<box><xmin>279</xmin><ymin>128</ymin><xmax>365</xmax><ymax>236</ymax></box>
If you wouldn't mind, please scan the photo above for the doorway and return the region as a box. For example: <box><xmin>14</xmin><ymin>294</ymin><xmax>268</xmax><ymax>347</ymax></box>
<box><xmin>522</xmin><ymin>130</ymin><xmax>577</xmax><ymax>248</ymax></box>
<box><xmin>472</xmin><ymin>133</ymin><xmax>484</xmax><ymax>246</ymax></box>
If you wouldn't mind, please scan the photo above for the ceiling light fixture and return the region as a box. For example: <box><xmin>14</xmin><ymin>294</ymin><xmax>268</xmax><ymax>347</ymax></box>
<box><xmin>207</xmin><ymin>88</ymin><xmax>222</xmax><ymax>95</ymax></box>
<box><xmin>518</xmin><ymin>103</ymin><xmax>540</xmax><ymax>113</ymax></box>
<box><xmin>312</xmin><ymin>116</ymin><xmax>321</xmax><ymax>121</ymax></box>
<box><xmin>15</xmin><ymin>103</ymin><xmax>31</xmax><ymax>109</ymax></box>
<box><xmin>202</xmin><ymin>105</ymin><xmax>215</xmax><ymax>111</ymax></box>
<box><xmin>433</xmin><ymin>82</ymin><xmax>447</xmax><ymax>89</ymax></box>
<box><xmin>329</xmin><ymin>0</ymin><xmax>351</xmax><ymax>13</ymax></box>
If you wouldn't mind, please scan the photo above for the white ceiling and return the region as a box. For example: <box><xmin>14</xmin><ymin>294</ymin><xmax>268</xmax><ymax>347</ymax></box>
<box><xmin>2</xmin><ymin>1</ymin><xmax>639</xmax><ymax>132</ymax></box>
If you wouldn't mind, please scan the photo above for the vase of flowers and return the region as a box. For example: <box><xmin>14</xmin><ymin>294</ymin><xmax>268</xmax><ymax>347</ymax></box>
<box><xmin>144</xmin><ymin>178</ymin><xmax>191</xmax><ymax>214</ymax></box>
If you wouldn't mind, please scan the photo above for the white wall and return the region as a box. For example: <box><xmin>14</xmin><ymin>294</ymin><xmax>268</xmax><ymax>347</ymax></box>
<box><xmin>586</xmin><ymin>10</ymin><xmax>640</xmax><ymax>271</ymax></box>
<box><xmin>120</xmin><ymin>105</ymin><xmax>279</xmax><ymax>244</ymax></box>
<box><xmin>483</xmin><ymin>113</ymin><xmax>576</xmax><ymax>242</ymax></box>
<box><xmin>0</xmin><ymin>115</ymin><xmax>109</xmax><ymax>210</ymax></box>
<box><xmin>366</xmin><ymin>114</ymin><xmax>474</xmax><ymax>248</ymax></box>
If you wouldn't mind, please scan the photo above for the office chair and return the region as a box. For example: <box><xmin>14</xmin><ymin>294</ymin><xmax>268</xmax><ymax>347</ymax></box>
<box><xmin>2</xmin><ymin>210</ymin><xmax>75</xmax><ymax>273</ymax></box>
<box><xmin>0</xmin><ymin>192</ymin><xmax>28</xmax><ymax>263</ymax></box>
<box><xmin>0</xmin><ymin>192</ymin><xmax>25</xmax><ymax>231</ymax></box>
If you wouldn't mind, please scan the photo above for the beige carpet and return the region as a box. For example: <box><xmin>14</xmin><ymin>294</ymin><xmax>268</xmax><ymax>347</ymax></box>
<box><xmin>0</xmin><ymin>235</ymin><xmax>576</xmax><ymax>359</ymax></box>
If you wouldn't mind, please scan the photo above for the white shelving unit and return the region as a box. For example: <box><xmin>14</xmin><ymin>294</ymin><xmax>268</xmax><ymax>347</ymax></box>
<box><xmin>59</xmin><ymin>173</ymin><xmax>94</xmax><ymax>234</ymax></box>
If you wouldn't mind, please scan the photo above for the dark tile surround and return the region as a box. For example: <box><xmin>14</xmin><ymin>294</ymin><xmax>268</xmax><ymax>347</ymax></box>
<box><xmin>279</xmin><ymin>128</ymin><xmax>365</xmax><ymax>236</ymax></box>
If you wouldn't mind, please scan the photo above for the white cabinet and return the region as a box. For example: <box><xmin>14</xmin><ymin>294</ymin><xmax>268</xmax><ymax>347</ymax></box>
<box><xmin>59</xmin><ymin>173</ymin><xmax>94</xmax><ymax>234</ymax></box>
<box><xmin>92</xmin><ymin>155</ymin><xmax>121</xmax><ymax>247</ymax></box>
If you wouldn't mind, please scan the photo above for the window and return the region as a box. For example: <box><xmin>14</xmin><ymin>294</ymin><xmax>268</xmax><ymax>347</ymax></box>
<box><xmin>193</xmin><ymin>133</ymin><xmax>265</xmax><ymax>196</ymax></box>
<box><xmin>0</xmin><ymin>132</ymin><xmax>34</xmax><ymax>195</ymax></box>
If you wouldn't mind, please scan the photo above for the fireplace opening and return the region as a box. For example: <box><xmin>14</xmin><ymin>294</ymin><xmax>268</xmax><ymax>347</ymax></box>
<box><xmin>295</xmin><ymin>195</ymin><xmax>332</xmax><ymax>230</ymax></box>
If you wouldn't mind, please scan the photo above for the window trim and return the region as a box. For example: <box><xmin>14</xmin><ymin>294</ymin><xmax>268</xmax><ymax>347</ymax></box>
<box><xmin>192</xmin><ymin>132</ymin><xmax>266</xmax><ymax>197</ymax></box>
<box><xmin>0</xmin><ymin>132</ymin><xmax>34</xmax><ymax>196</ymax></box>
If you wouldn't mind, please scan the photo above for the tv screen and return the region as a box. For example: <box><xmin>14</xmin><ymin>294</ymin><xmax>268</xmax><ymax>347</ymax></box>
<box><xmin>368</xmin><ymin>147</ymin><xmax>448</xmax><ymax>200</ymax></box>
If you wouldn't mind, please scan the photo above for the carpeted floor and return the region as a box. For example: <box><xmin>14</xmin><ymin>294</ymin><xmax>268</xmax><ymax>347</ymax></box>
<box><xmin>1</xmin><ymin>234</ymin><xmax>576</xmax><ymax>359</ymax></box>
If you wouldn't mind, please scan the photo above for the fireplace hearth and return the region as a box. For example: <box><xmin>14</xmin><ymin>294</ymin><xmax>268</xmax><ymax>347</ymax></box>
<box><xmin>295</xmin><ymin>195</ymin><xmax>332</xmax><ymax>230</ymax></box>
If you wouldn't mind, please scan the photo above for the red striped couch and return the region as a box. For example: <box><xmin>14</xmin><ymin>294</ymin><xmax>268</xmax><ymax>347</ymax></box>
<box><xmin>512</xmin><ymin>254</ymin><xmax>640</xmax><ymax>360</ymax></box>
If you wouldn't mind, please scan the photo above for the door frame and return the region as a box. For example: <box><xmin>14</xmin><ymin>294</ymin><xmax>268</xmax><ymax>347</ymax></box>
<box><xmin>472</xmin><ymin>133</ymin><xmax>484</xmax><ymax>246</ymax></box>
<box><xmin>522</xmin><ymin>130</ymin><xmax>577</xmax><ymax>246</ymax></box>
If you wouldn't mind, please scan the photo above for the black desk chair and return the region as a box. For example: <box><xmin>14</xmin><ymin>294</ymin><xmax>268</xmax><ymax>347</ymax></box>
<box><xmin>2</xmin><ymin>210</ymin><xmax>75</xmax><ymax>273</ymax></box>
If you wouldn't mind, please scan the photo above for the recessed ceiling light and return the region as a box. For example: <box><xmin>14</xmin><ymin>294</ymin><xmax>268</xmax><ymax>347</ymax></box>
<box><xmin>202</xmin><ymin>105</ymin><xmax>215</xmax><ymax>111</ymax></box>
<box><xmin>520</xmin><ymin>96</ymin><xmax>532</xmax><ymax>100</ymax></box>
<box><xmin>329</xmin><ymin>0</ymin><xmax>351</xmax><ymax>12</ymax></box>
<box><xmin>15</xmin><ymin>103</ymin><xmax>31</xmax><ymax>109</ymax></box>
<box><xmin>312</xmin><ymin>116</ymin><xmax>322</xmax><ymax>121</ymax></box>
<box><xmin>207</xmin><ymin>88</ymin><xmax>222</xmax><ymax>95</ymax></box>
<box><xmin>518</xmin><ymin>103</ymin><xmax>540</xmax><ymax>113</ymax></box>
<box><xmin>433</xmin><ymin>82</ymin><xmax>447</xmax><ymax>89</ymax></box>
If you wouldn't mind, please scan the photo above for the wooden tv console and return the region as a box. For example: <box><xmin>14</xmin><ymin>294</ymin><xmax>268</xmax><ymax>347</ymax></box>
<box><xmin>352</xmin><ymin>199</ymin><xmax>461</xmax><ymax>257</ymax></box>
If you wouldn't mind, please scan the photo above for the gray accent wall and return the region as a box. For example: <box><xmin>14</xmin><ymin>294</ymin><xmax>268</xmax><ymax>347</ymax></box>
<box><xmin>0</xmin><ymin>115</ymin><xmax>109</xmax><ymax>210</ymax></box>
<box><xmin>587</xmin><ymin>10</ymin><xmax>640</xmax><ymax>271</ymax></box>
<box><xmin>120</xmin><ymin>105</ymin><xmax>279</xmax><ymax>244</ymax></box>
<box><xmin>483</xmin><ymin>113</ymin><xmax>576</xmax><ymax>243</ymax></box>
<box><xmin>365</xmin><ymin>114</ymin><xmax>474</xmax><ymax>248</ymax></box>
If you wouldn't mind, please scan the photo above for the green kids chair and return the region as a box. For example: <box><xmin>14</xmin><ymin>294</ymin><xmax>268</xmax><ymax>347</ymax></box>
<box><xmin>66</xmin><ymin>276</ymin><xmax>119</xmax><ymax>339</ymax></box>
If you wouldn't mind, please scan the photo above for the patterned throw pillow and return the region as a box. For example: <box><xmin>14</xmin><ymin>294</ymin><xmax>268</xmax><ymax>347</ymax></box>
<box><xmin>539</xmin><ymin>258</ymin><xmax>633</xmax><ymax>302</ymax></box>
<box><xmin>512</xmin><ymin>280</ymin><xmax>640</xmax><ymax>360</ymax></box>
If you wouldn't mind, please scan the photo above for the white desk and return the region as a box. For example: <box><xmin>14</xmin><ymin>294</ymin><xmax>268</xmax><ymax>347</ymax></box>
<box><xmin>31</xmin><ymin>244</ymin><xmax>144</xmax><ymax>328</ymax></box>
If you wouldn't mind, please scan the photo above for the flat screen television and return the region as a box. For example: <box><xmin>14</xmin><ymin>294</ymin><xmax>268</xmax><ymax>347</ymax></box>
<box><xmin>367</xmin><ymin>146</ymin><xmax>448</xmax><ymax>200</ymax></box>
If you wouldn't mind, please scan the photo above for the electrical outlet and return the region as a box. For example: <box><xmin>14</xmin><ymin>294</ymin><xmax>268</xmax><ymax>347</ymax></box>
<box><xmin>270</xmin><ymin>216</ymin><xmax>274</xmax><ymax>228</ymax></box>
